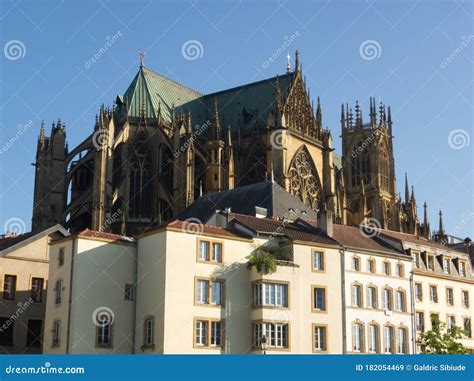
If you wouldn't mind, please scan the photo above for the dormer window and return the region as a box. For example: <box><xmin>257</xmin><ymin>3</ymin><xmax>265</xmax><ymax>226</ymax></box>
<box><xmin>443</xmin><ymin>257</ymin><xmax>451</xmax><ymax>274</ymax></box>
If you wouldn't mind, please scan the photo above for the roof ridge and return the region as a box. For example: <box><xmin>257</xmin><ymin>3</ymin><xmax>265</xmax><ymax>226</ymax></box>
<box><xmin>141</xmin><ymin>66</ymin><xmax>202</xmax><ymax>96</ymax></box>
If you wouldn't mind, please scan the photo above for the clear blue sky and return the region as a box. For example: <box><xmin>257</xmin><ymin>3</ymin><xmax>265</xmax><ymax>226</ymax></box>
<box><xmin>0</xmin><ymin>0</ymin><xmax>472</xmax><ymax>238</ymax></box>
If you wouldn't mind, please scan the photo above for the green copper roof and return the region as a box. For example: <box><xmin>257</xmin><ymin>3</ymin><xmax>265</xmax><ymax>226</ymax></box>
<box><xmin>177</xmin><ymin>72</ymin><xmax>294</xmax><ymax>131</ymax></box>
<box><xmin>122</xmin><ymin>66</ymin><xmax>294</xmax><ymax>130</ymax></box>
<box><xmin>123</xmin><ymin>66</ymin><xmax>202</xmax><ymax>121</ymax></box>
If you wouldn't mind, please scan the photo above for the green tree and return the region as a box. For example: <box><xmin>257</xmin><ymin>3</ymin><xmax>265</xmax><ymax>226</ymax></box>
<box><xmin>418</xmin><ymin>318</ymin><xmax>469</xmax><ymax>354</ymax></box>
<box><xmin>247</xmin><ymin>250</ymin><xmax>277</xmax><ymax>275</ymax></box>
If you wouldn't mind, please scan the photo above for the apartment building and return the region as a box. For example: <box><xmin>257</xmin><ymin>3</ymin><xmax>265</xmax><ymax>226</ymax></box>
<box><xmin>42</xmin><ymin>230</ymin><xmax>136</xmax><ymax>354</ymax></box>
<box><xmin>377</xmin><ymin>229</ymin><xmax>474</xmax><ymax>353</ymax></box>
<box><xmin>0</xmin><ymin>225</ymin><xmax>68</xmax><ymax>353</ymax></box>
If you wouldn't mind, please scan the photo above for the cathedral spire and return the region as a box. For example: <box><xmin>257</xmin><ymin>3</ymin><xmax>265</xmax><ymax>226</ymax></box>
<box><xmin>211</xmin><ymin>98</ymin><xmax>222</xmax><ymax>141</ymax></box>
<box><xmin>294</xmin><ymin>50</ymin><xmax>300</xmax><ymax>74</ymax></box>
<box><xmin>39</xmin><ymin>120</ymin><xmax>45</xmax><ymax>146</ymax></box>
<box><xmin>340</xmin><ymin>104</ymin><xmax>345</xmax><ymax>130</ymax></box>
<box><xmin>286</xmin><ymin>53</ymin><xmax>291</xmax><ymax>73</ymax></box>
<box><xmin>316</xmin><ymin>97</ymin><xmax>322</xmax><ymax>129</ymax></box>
<box><xmin>411</xmin><ymin>185</ymin><xmax>416</xmax><ymax>204</ymax></box>
<box><xmin>370</xmin><ymin>97</ymin><xmax>377</xmax><ymax>128</ymax></box>
<box><xmin>423</xmin><ymin>202</ymin><xmax>429</xmax><ymax>226</ymax></box>
<box><xmin>355</xmin><ymin>100</ymin><xmax>361</xmax><ymax>128</ymax></box>
<box><xmin>438</xmin><ymin>210</ymin><xmax>445</xmax><ymax>236</ymax></box>
<box><xmin>404</xmin><ymin>173</ymin><xmax>410</xmax><ymax>204</ymax></box>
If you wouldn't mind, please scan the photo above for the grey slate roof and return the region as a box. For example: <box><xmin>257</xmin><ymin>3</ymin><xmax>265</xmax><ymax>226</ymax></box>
<box><xmin>176</xmin><ymin>181</ymin><xmax>317</xmax><ymax>223</ymax></box>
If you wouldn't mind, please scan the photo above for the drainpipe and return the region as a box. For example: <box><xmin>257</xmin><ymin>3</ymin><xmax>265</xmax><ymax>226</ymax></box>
<box><xmin>340</xmin><ymin>245</ymin><xmax>347</xmax><ymax>354</ymax></box>
<box><xmin>409</xmin><ymin>271</ymin><xmax>416</xmax><ymax>354</ymax></box>
<box><xmin>66</xmin><ymin>238</ymin><xmax>76</xmax><ymax>354</ymax></box>
<box><xmin>132</xmin><ymin>242</ymin><xmax>138</xmax><ymax>354</ymax></box>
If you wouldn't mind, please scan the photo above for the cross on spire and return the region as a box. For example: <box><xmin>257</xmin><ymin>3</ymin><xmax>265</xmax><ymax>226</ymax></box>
<box><xmin>140</xmin><ymin>51</ymin><xmax>145</xmax><ymax>67</ymax></box>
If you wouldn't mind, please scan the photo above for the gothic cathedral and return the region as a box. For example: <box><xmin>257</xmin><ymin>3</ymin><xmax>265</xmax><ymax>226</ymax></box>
<box><xmin>31</xmin><ymin>51</ymin><xmax>430</xmax><ymax>237</ymax></box>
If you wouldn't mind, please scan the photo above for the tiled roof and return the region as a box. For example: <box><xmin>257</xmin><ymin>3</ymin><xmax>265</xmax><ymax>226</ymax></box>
<box><xmin>332</xmin><ymin>225</ymin><xmax>403</xmax><ymax>256</ymax></box>
<box><xmin>0</xmin><ymin>232</ymin><xmax>35</xmax><ymax>251</ymax></box>
<box><xmin>77</xmin><ymin>229</ymin><xmax>135</xmax><ymax>243</ymax></box>
<box><xmin>123</xmin><ymin>66</ymin><xmax>202</xmax><ymax>121</ymax></box>
<box><xmin>166</xmin><ymin>220</ymin><xmax>244</xmax><ymax>238</ymax></box>
<box><xmin>229</xmin><ymin>213</ymin><xmax>339</xmax><ymax>246</ymax></box>
<box><xmin>377</xmin><ymin>228</ymin><xmax>457</xmax><ymax>252</ymax></box>
<box><xmin>177</xmin><ymin>181</ymin><xmax>317</xmax><ymax>223</ymax></box>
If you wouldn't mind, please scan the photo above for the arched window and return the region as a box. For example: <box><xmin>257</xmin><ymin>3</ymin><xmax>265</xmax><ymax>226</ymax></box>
<box><xmin>384</xmin><ymin>325</ymin><xmax>395</xmax><ymax>354</ymax></box>
<box><xmin>352</xmin><ymin>322</ymin><xmax>364</xmax><ymax>353</ymax></box>
<box><xmin>368</xmin><ymin>324</ymin><xmax>380</xmax><ymax>353</ymax></box>
<box><xmin>380</xmin><ymin>152</ymin><xmax>390</xmax><ymax>191</ymax></box>
<box><xmin>396</xmin><ymin>327</ymin><xmax>408</xmax><ymax>354</ymax></box>
<box><xmin>129</xmin><ymin>138</ymin><xmax>152</xmax><ymax>219</ymax></box>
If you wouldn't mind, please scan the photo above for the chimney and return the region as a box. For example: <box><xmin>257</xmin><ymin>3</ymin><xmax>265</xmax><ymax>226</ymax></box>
<box><xmin>255</xmin><ymin>206</ymin><xmax>268</xmax><ymax>219</ymax></box>
<box><xmin>317</xmin><ymin>205</ymin><xmax>333</xmax><ymax>237</ymax></box>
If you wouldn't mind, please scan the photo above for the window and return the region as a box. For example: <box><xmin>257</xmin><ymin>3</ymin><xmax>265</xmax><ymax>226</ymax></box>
<box><xmin>396</xmin><ymin>264</ymin><xmax>404</xmax><ymax>277</ymax></box>
<box><xmin>446</xmin><ymin>288</ymin><xmax>454</xmax><ymax>306</ymax></box>
<box><xmin>382</xmin><ymin>288</ymin><xmax>392</xmax><ymax>311</ymax></box>
<box><xmin>253</xmin><ymin>322</ymin><xmax>289</xmax><ymax>349</ymax></box>
<box><xmin>211</xmin><ymin>242</ymin><xmax>222</xmax><ymax>262</ymax></box>
<box><xmin>367</xmin><ymin>259</ymin><xmax>376</xmax><ymax>274</ymax></box>
<box><xmin>351</xmin><ymin>284</ymin><xmax>362</xmax><ymax>307</ymax></box>
<box><xmin>413</xmin><ymin>252</ymin><xmax>420</xmax><ymax>268</ymax></box>
<box><xmin>462</xmin><ymin>291</ymin><xmax>470</xmax><ymax>308</ymax></box>
<box><xmin>195</xmin><ymin>320</ymin><xmax>208</xmax><ymax>346</ymax></box>
<box><xmin>197</xmin><ymin>239</ymin><xmax>223</xmax><ymax>263</ymax></box>
<box><xmin>144</xmin><ymin>318</ymin><xmax>154</xmax><ymax>347</ymax></box>
<box><xmin>52</xmin><ymin>321</ymin><xmax>61</xmax><ymax>347</ymax></box>
<box><xmin>352</xmin><ymin>323</ymin><xmax>364</xmax><ymax>352</ymax></box>
<box><xmin>55</xmin><ymin>280</ymin><xmax>63</xmax><ymax>304</ymax></box>
<box><xmin>397</xmin><ymin>328</ymin><xmax>408</xmax><ymax>354</ymax></box>
<box><xmin>312</xmin><ymin>287</ymin><xmax>326</xmax><ymax>312</ymax></box>
<box><xmin>58</xmin><ymin>247</ymin><xmax>65</xmax><ymax>266</ymax></box>
<box><xmin>430</xmin><ymin>285</ymin><xmax>438</xmax><ymax>303</ymax></box>
<box><xmin>198</xmin><ymin>240</ymin><xmax>210</xmax><ymax>261</ymax></box>
<box><xmin>415</xmin><ymin>283</ymin><xmax>423</xmax><ymax>302</ymax></box>
<box><xmin>459</xmin><ymin>261</ymin><xmax>467</xmax><ymax>277</ymax></box>
<box><xmin>368</xmin><ymin>324</ymin><xmax>379</xmax><ymax>353</ymax></box>
<box><xmin>443</xmin><ymin>258</ymin><xmax>451</xmax><ymax>274</ymax></box>
<box><xmin>367</xmin><ymin>286</ymin><xmax>377</xmax><ymax>309</ymax></box>
<box><xmin>3</xmin><ymin>274</ymin><xmax>16</xmax><ymax>300</ymax></box>
<box><xmin>430</xmin><ymin>314</ymin><xmax>440</xmax><ymax>329</ymax></box>
<box><xmin>96</xmin><ymin>320</ymin><xmax>112</xmax><ymax>347</ymax></box>
<box><xmin>31</xmin><ymin>277</ymin><xmax>44</xmax><ymax>303</ymax></box>
<box><xmin>196</xmin><ymin>278</ymin><xmax>224</xmax><ymax>306</ymax></box>
<box><xmin>427</xmin><ymin>255</ymin><xmax>435</xmax><ymax>271</ymax></box>
<box><xmin>395</xmin><ymin>290</ymin><xmax>406</xmax><ymax>312</ymax></box>
<box><xmin>124</xmin><ymin>284</ymin><xmax>134</xmax><ymax>301</ymax></box>
<box><xmin>383</xmin><ymin>326</ymin><xmax>394</xmax><ymax>354</ymax></box>
<box><xmin>253</xmin><ymin>282</ymin><xmax>288</xmax><ymax>308</ymax></box>
<box><xmin>312</xmin><ymin>251</ymin><xmax>324</xmax><ymax>272</ymax></box>
<box><xmin>313</xmin><ymin>325</ymin><xmax>327</xmax><ymax>352</ymax></box>
<box><xmin>447</xmin><ymin>315</ymin><xmax>456</xmax><ymax>330</ymax></box>
<box><xmin>464</xmin><ymin>318</ymin><xmax>472</xmax><ymax>338</ymax></box>
<box><xmin>383</xmin><ymin>262</ymin><xmax>391</xmax><ymax>275</ymax></box>
<box><xmin>26</xmin><ymin>319</ymin><xmax>42</xmax><ymax>348</ymax></box>
<box><xmin>352</xmin><ymin>257</ymin><xmax>360</xmax><ymax>271</ymax></box>
<box><xmin>415</xmin><ymin>312</ymin><xmax>424</xmax><ymax>332</ymax></box>
<box><xmin>0</xmin><ymin>317</ymin><xmax>14</xmax><ymax>346</ymax></box>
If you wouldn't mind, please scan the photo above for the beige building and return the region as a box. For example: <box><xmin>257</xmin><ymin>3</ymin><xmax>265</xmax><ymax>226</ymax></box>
<box><xmin>377</xmin><ymin>229</ymin><xmax>474</xmax><ymax>353</ymax></box>
<box><xmin>332</xmin><ymin>225</ymin><xmax>413</xmax><ymax>354</ymax></box>
<box><xmin>0</xmin><ymin>225</ymin><xmax>69</xmax><ymax>353</ymax></box>
<box><xmin>42</xmin><ymin>229</ymin><xmax>136</xmax><ymax>354</ymax></box>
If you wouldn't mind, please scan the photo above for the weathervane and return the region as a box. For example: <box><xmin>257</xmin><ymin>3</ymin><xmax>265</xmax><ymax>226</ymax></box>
<box><xmin>140</xmin><ymin>51</ymin><xmax>145</xmax><ymax>67</ymax></box>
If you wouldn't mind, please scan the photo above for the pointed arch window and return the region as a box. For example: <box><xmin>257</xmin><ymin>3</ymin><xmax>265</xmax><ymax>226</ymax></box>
<box><xmin>129</xmin><ymin>138</ymin><xmax>152</xmax><ymax>219</ymax></box>
<box><xmin>288</xmin><ymin>147</ymin><xmax>322</xmax><ymax>209</ymax></box>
